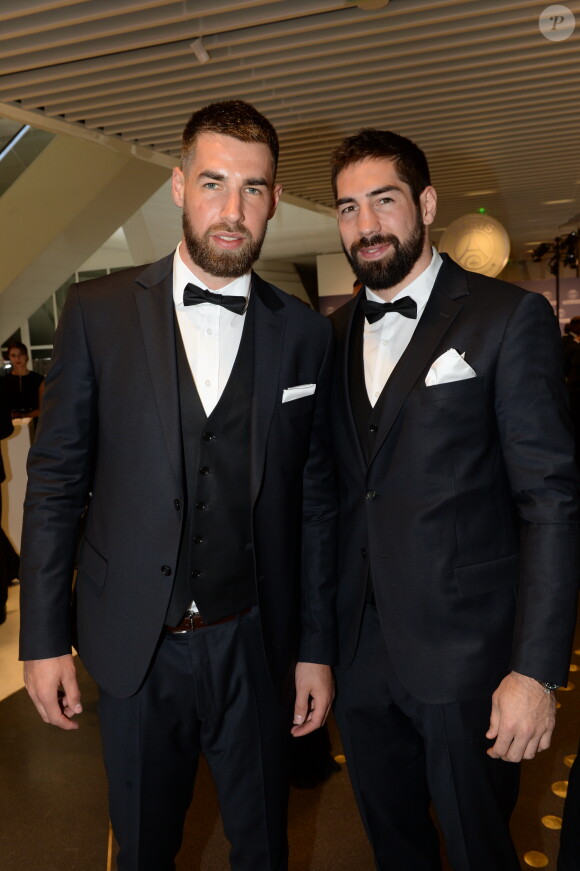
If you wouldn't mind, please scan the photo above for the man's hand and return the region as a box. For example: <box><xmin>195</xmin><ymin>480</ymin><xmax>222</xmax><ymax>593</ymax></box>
<box><xmin>291</xmin><ymin>662</ymin><xmax>334</xmax><ymax>737</ymax></box>
<box><xmin>486</xmin><ymin>671</ymin><xmax>556</xmax><ymax>762</ymax></box>
<box><xmin>24</xmin><ymin>654</ymin><xmax>82</xmax><ymax>731</ymax></box>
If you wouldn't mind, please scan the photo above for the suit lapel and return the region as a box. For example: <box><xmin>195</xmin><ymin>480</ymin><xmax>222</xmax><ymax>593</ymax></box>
<box><xmin>249</xmin><ymin>272</ymin><xmax>286</xmax><ymax>504</ymax></box>
<box><xmin>369</xmin><ymin>255</ymin><xmax>469</xmax><ymax>465</ymax></box>
<box><xmin>134</xmin><ymin>256</ymin><xmax>183</xmax><ymax>490</ymax></box>
<box><xmin>335</xmin><ymin>294</ymin><xmax>367</xmax><ymax>473</ymax></box>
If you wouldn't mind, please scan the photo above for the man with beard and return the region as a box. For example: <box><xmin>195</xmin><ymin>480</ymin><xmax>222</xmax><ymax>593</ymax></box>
<box><xmin>328</xmin><ymin>128</ymin><xmax>579</xmax><ymax>871</ymax></box>
<box><xmin>19</xmin><ymin>100</ymin><xmax>337</xmax><ymax>871</ymax></box>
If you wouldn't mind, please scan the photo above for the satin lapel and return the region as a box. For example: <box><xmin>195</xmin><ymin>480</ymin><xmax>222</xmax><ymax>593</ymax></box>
<box><xmin>336</xmin><ymin>293</ymin><xmax>367</xmax><ymax>473</ymax></box>
<box><xmin>369</xmin><ymin>261</ymin><xmax>468</xmax><ymax>465</ymax></box>
<box><xmin>249</xmin><ymin>274</ymin><xmax>286</xmax><ymax>504</ymax></box>
<box><xmin>134</xmin><ymin>267</ymin><xmax>183</xmax><ymax>490</ymax></box>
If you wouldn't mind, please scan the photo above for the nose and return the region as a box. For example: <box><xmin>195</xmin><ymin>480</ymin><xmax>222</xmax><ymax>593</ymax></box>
<box><xmin>357</xmin><ymin>202</ymin><xmax>380</xmax><ymax>238</ymax></box>
<box><xmin>220</xmin><ymin>189</ymin><xmax>244</xmax><ymax>225</ymax></box>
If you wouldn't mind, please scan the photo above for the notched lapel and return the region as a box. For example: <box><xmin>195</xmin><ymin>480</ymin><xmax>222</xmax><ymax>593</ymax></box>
<box><xmin>250</xmin><ymin>274</ymin><xmax>286</xmax><ymax>503</ymax></box>
<box><xmin>336</xmin><ymin>295</ymin><xmax>367</xmax><ymax>472</ymax></box>
<box><xmin>134</xmin><ymin>264</ymin><xmax>183</xmax><ymax>490</ymax></box>
<box><xmin>369</xmin><ymin>260</ymin><xmax>468</xmax><ymax>465</ymax></box>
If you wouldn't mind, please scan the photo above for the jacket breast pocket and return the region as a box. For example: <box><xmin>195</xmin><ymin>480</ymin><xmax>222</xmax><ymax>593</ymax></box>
<box><xmin>278</xmin><ymin>393</ymin><xmax>316</xmax><ymax>418</ymax></box>
<box><xmin>420</xmin><ymin>377</ymin><xmax>483</xmax><ymax>404</ymax></box>
<box><xmin>77</xmin><ymin>537</ymin><xmax>108</xmax><ymax>589</ymax></box>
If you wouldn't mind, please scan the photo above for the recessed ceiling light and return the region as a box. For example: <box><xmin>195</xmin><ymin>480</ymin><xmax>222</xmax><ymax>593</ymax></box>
<box><xmin>463</xmin><ymin>189</ymin><xmax>497</xmax><ymax>196</ymax></box>
<box><xmin>543</xmin><ymin>199</ymin><xmax>575</xmax><ymax>205</ymax></box>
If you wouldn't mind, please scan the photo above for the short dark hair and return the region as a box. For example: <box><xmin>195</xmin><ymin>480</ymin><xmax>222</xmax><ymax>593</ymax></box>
<box><xmin>330</xmin><ymin>128</ymin><xmax>431</xmax><ymax>205</ymax></box>
<box><xmin>181</xmin><ymin>100</ymin><xmax>279</xmax><ymax>175</ymax></box>
<box><xmin>7</xmin><ymin>340</ymin><xmax>28</xmax><ymax>356</ymax></box>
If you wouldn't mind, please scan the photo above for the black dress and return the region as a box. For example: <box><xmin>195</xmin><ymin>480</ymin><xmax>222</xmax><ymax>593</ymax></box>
<box><xmin>5</xmin><ymin>370</ymin><xmax>44</xmax><ymax>416</ymax></box>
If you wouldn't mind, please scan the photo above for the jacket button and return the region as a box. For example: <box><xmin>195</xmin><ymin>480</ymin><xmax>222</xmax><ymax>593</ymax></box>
<box><xmin>174</xmin><ymin>499</ymin><xmax>181</xmax><ymax>511</ymax></box>
<box><xmin>196</xmin><ymin>502</ymin><xmax>208</xmax><ymax>510</ymax></box>
<box><xmin>199</xmin><ymin>466</ymin><xmax>210</xmax><ymax>476</ymax></box>
<box><xmin>161</xmin><ymin>565</ymin><xmax>172</xmax><ymax>576</ymax></box>
<box><xmin>369</xmin><ymin>424</ymin><xmax>378</xmax><ymax>433</ymax></box>
<box><xmin>365</xmin><ymin>490</ymin><xmax>377</xmax><ymax>501</ymax></box>
<box><xmin>193</xmin><ymin>535</ymin><xmax>204</xmax><ymax>544</ymax></box>
<box><xmin>202</xmin><ymin>431</ymin><xmax>216</xmax><ymax>441</ymax></box>
<box><xmin>191</xmin><ymin>569</ymin><xmax>201</xmax><ymax>578</ymax></box>
<box><xmin>361</xmin><ymin>548</ymin><xmax>367</xmax><ymax>558</ymax></box>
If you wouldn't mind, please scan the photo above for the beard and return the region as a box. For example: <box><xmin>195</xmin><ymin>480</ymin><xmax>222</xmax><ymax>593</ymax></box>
<box><xmin>182</xmin><ymin>209</ymin><xmax>266</xmax><ymax>279</ymax></box>
<box><xmin>344</xmin><ymin>211</ymin><xmax>426</xmax><ymax>292</ymax></box>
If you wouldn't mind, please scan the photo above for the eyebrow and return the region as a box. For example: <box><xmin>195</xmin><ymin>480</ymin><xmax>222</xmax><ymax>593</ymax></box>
<box><xmin>336</xmin><ymin>184</ymin><xmax>402</xmax><ymax>207</ymax></box>
<box><xmin>198</xmin><ymin>169</ymin><xmax>269</xmax><ymax>187</ymax></box>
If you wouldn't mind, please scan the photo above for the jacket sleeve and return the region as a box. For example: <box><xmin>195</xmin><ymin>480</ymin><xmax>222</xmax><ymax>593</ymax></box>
<box><xmin>19</xmin><ymin>284</ymin><xmax>98</xmax><ymax>661</ymax></box>
<box><xmin>298</xmin><ymin>320</ymin><xmax>338</xmax><ymax>665</ymax></box>
<box><xmin>494</xmin><ymin>290</ymin><xmax>580</xmax><ymax>685</ymax></box>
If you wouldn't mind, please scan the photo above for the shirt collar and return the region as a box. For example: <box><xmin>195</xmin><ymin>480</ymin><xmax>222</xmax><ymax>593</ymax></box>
<box><xmin>365</xmin><ymin>246</ymin><xmax>443</xmax><ymax>313</ymax></box>
<box><xmin>173</xmin><ymin>243</ymin><xmax>252</xmax><ymax>308</ymax></box>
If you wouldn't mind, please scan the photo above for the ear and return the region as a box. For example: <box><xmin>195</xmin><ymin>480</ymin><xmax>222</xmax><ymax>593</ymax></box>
<box><xmin>420</xmin><ymin>185</ymin><xmax>437</xmax><ymax>227</ymax></box>
<box><xmin>268</xmin><ymin>183</ymin><xmax>283</xmax><ymax>220</ymax></box>
<box><xmin>171</xmin><ymin>166</ymin><xmax>185</xmax><ymax>208</ymax></box>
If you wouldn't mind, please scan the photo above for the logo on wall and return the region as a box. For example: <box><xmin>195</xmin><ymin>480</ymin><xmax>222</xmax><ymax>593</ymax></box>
<box><xmin>439</xmin><ymin>214</ymin><xmax>511</xmax><ymax>278</ymax></box>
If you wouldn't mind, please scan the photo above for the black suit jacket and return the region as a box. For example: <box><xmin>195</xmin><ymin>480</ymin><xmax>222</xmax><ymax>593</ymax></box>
<box><xmin>19</xmin><ymin>254</ymin><xmax>337</xmax><ymax>700</ymax></box>
<box><xmin>0</xmin><ymin>379</ymin><xmax>13</xmax><ymax>483</ymax></box>
<box><xmin>331</xmin><ymin>254</ymin><xmax>580</xmax><ymax>704</ymax></box>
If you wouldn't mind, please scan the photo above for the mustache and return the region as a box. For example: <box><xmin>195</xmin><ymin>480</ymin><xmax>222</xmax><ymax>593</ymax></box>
<box><xmin>207</xmin><ymin>221</ymin><xmax>251</xmax><ymax>239</ymax></box>
<box><xmin>351</xmin><ymin>234</ymin><xmax>399</xmax><ymax>254</ymax></box>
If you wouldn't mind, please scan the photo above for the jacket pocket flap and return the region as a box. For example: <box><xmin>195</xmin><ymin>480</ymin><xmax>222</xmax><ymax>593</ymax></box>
<box><xmin>454</xmin><ymin>553</ymin><xmax>518</xmax><ymax>597</ymax></box>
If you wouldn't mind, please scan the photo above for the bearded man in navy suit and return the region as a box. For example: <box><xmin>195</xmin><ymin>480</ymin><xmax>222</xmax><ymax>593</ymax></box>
<box><xmin>329</xmin><ymin>128</ymin><xmax>579</xmax><ymax>871</ymax></box>
<box><xmin>20</xmin><ymin>101</ymin><xmax>336</xmax><ymax>871</ymax></box>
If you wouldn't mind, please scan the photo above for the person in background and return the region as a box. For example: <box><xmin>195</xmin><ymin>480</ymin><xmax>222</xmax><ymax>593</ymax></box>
<box><xmin>328</xmin><ymin>127</ymin><xmax>579</xmax><ymax>871</ymax></box>
<box><xmin>19</xmin><ymin>100</ymin><xmax>336</xmax><ymax>871</ymax></box>
<box><xmin>561</xmin><ymin>317</ymin><xmax>580</xmax><ymax>379</ymax></box>
<box><xmin>0</xmin><ymin>376</ymin><xmax>15</xmax><ymax>623</ymax></box>
<box><xmin>4</xmin><ymin>341</ymin><xmax>44</xmax><ymax>419</ymax></box>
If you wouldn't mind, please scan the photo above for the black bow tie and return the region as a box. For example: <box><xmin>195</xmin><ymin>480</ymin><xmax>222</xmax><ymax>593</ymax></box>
<box><xmin>360</xmin><ymin>295</ymin><xmax>417</xmax><ymax>324</ymax></box>
<box><xmin>183</xmin><ymin>282</ymin><xmax>247</xmax><ymax>315</ymax></box>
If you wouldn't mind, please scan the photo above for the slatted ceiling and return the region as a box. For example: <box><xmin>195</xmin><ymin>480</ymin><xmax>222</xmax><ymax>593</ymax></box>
<box><xmin>0</xmin><ymin>0</ymin><xmax>578</xmax><ymax>261</ymax></box>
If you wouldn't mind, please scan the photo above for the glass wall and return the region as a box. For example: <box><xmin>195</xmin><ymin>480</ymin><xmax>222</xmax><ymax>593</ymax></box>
<box><xmin>1</xmin><ymin>268</ymin><xmax>119</xmax><ymax>375</ymax></box>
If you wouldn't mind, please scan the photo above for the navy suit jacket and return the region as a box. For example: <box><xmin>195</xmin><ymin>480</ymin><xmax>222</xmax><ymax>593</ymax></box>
<box><xmin>19</xmin><ymin>254</ymin><xmax>337</xmax><ymax>700</ymax></box>
<box><xmin>331</xmin><ymin>254</ymin><xmax>580</xmax><ymax>704</ymax></box>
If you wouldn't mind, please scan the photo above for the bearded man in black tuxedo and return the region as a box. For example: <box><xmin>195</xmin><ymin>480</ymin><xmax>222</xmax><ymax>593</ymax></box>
<box><xmin>20</xmin><ymin>101</ymin><xmax>336</xmax><ymax>871</ymax></box>
<box><xmin>328</xmin><ymin>128</ymin><xmax>579</xmax><ymax>871</ymax></box>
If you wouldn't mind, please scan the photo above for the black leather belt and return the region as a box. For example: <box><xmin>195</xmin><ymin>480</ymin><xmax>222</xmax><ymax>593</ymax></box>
<box><xmin>165</xmin><ymin>607</ymin><xmax>252</xmax><ymax>634</ymax></box>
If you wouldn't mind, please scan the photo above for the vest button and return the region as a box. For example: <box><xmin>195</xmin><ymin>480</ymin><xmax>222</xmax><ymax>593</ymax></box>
<box><xmin>196</xmin><ymin>502</ymin><xmax>208</xmax><ymax>510</ymax></box>
<box><xmin>193</xmin><ymin>535</ymin><xmax>204</xmax><ymax>544</ymax></box>
<box><xmin>174</xmin><ymin>499</ymin><xmax>181</xmax><ymax>510</ymax></box>
<box><xmin>369</xmin><ymin>424</ymin><xmax>378</xmax><ymax>433</ymax></box>
<box><xmin>361</xmin><ymin>548</ymin><xmax>367</xmax><ymax>558</ymax></box>
<box><xmin>191</xmin><ymin>569</ymin><xmax>201</xmax><ymax>578</ymax></box>
<box><xmin>199</xmin><ymin>466</ymin><xmax>210</xmax><ymax>476</ymax></box>
<box><xmin>202</xmin><ymin>431</ymin><xmax>216</xmax><ymax>441</ymax></box>
<box><xmin>365</xmin><ymin>490</ymin><xmax>377</xmax><ymax>501</ymax></box>
<box><xmin>161</xmin><ymin>565</ymin><xmax>172</xmax><ymax>576</ymax></box>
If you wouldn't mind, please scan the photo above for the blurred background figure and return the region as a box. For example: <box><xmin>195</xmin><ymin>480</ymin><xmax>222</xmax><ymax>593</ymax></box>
<box><xmin>0</xmin><ymin>377</ymin><xmax>17</xmax><ymax>624</ymax></box>
<box><xmin>562</xmin><ymin>320</ymin><xmax>580</xmax><ymax>457</ymax></box>
<box><xmin>4</xmin><ymin>341</ymin><xmax>44</xmax><ymax>420</ymax></box>
<box><xmin>561</xmin><ymin>317</ymin><xmax>580</xmax><ymax>379</ymax></box>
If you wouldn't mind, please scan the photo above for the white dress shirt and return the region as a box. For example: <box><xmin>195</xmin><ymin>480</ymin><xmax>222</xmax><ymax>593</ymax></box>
<box><xmin>173</xmin><ymin>243</ymin><xmax>251</xmax><ymax>416</ymax></box>
<box><xmin>363</xmin><ymin>248</ymin><xmax>443</xmax><ymax>406</ymax></box>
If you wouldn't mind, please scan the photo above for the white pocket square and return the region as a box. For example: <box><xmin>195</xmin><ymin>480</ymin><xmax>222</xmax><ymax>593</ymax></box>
<box><xmin>282</xmin><ymin>384</ymin><xmax>316</xmax><ymax>403</ymax></box>
<box><xmin>425</xmin><ymin>349</ymin><xmax>476</xmax><ymax>386</ymax></box>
